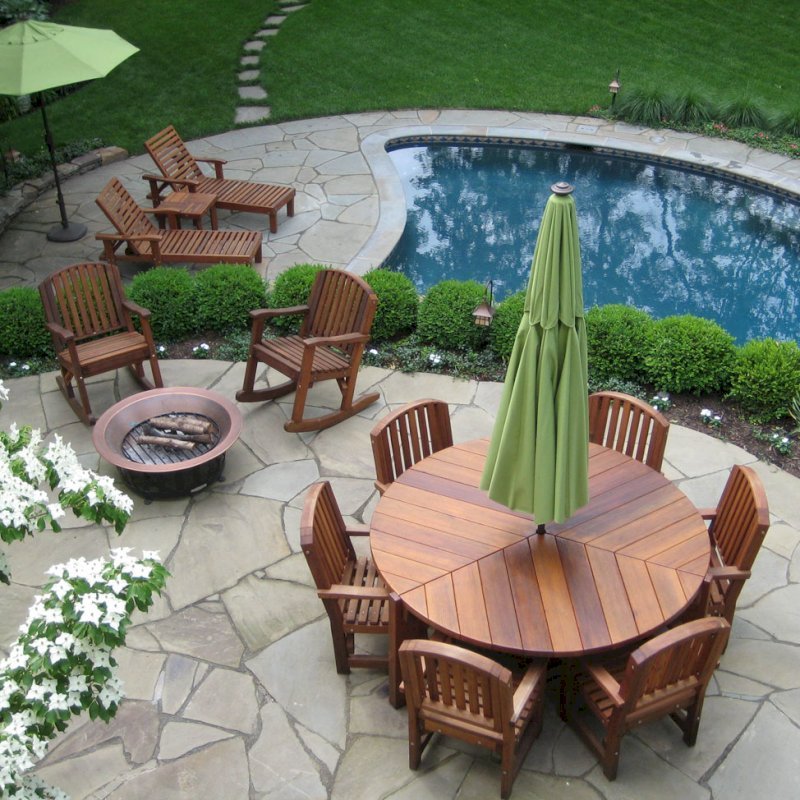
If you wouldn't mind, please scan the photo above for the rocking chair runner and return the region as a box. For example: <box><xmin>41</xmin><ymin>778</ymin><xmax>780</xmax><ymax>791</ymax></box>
<box><xmin>143</xmin><ymin>125</ymin><xmax>296</xmax><ymax>234</ymax></box>
<box><xmin>38</xmin><ymin>262</ymin><xmax>163</xmax><ymax>425</ymax></box>
<box><xmin>236</xmin><ymin>269</ymin><xmax>380</xmax><ymax>433</ymax></box>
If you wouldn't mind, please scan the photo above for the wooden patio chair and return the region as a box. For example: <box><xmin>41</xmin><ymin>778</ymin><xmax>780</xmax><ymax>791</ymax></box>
<box><xmin>588</xmin><ymin>390</ymin><xmax>670</xmax><ymax>471</ymax></box>
<box><xmin>38</xmin><ymin>262</ymin><xmax>163</xmax><ymax>425</ymax></box>
<box><xmin>399</xmin><ymin>639</ymin><xmax>547</xmax><ymax>799</ymax></box>
<box><xmin>692</xmin><ymin>464</ymin><xmax>770</xmax><ymax>627</ymax></box>
<box><xmin>370</xmin><ymin>399</ymin><xmax>453</xmax><ymax>493</ymax></box>
<box><xmin>236</xmin><ymin>268</ymin><xmax>380</xmax><ymax>433</ymax></box>
<box><xmin>143</xmin><ymin>125</ymin><xmax>296</xmax><ymax>234</ymax></box>
<box><xmin>95</xmin><ymin>178</ymin><xmax>262</xmax><ymax>268</ymax></box>
<box><xmin>561</xmin><ymin>616</ymin><xmax>730</xmax><ymax>781</ymax></box>
<box><xmin>300</xmin><ymin>482</ymin><xmax>424</xmax><ymax>707</ymax></box>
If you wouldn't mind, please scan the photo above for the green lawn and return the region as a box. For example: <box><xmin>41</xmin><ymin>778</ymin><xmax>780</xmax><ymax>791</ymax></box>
<box><xmin>0</xmin><ymin>0</ymin><xmax>798</xmax><ymax>157</ymax></box>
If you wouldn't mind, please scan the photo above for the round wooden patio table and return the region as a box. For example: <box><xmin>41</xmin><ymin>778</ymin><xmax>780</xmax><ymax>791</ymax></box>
<box><xmin>370</xmin><ymin>439</ymin><xmax>710</xmax><ymax>658</ymax></box>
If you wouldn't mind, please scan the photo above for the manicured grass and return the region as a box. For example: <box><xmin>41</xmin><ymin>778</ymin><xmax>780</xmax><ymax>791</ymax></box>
<box><xmin>1</xmin><ymin>0</ymin><xmax>798</xmax><ymax>157</ymax></box>
<box><xmin>0</xmin><ymin>0</ymin><xmax>275</xmax><ymax>156</ymax></box>
<box><xmin>264</xmin><ymin>0</ymin><xmax>800</xmax><ymax>122</ymax></box>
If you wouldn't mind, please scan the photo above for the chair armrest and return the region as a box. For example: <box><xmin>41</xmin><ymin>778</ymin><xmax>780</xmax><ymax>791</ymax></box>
<box><xmin>195</xmin><ymin>156</ymin><xmax>226</xmax><ymax>178</ymax></box>
<box><xmin>706</xmin><ymin>565</ymin><xmax>751</xmax><ymax>583</ymax></box>
<box><xmin>44</xmin><ymin>320</ymin><xmax>74</xmax><ymax>343</ymax></box>
<box><xmin>248</xmin><ymin>305</ymin><xmax>309</xmax><ymax>343</ymax></box>
<box><xmin>141</xmin><ymin>173</ymin><xmax>199</xmax><ymax>205</ymax></box>
<box><xmin>345</xmin><ymin>524</ymin><xmax>371</xmax><ymax>537</ymax></box>
<box><xmin>511</xmin><ymin>660</ymin><xmax>547</xmax><ymax>723</ymax></box>
<box><xmin>304</xmin><ymin>332</ymin><xmax>371</xmax><ymax>348</ymax></box>
<box><xmin>122</xmin><ymin>299</ymin><xmax>151</xmax><ymax>319</ymax></box>
<box><xmin>318</xmin><ymin>585</ymin><xmax>388</xmax><ymax>601</ymax></box>
<box><xmin>584</xmin><ymin>662</ymin><xmax>625</xmax><ymax>707</ymax></box>
<box><xmin>697</xmin><ymin>507</ymin><xmax>717</xmax><ymax>521</ymax></box>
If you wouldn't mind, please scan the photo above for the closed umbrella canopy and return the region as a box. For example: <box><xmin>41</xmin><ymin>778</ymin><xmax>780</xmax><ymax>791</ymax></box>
<box><xmin>0</xmin><ymin>20</ymin><xmax>138</xmax><ymax>241</ymax></box>
<box><xmin>480</xmin><ymin>182</ymin><xmax>589</xmax><ymax>527</ymax></box>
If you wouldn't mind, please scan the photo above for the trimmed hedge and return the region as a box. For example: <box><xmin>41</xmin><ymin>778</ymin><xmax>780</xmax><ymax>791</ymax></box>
<box><xmin>417</xmin><ymin>280</ymin><xmax>487</xmax><ymax>350</ymax></box>
<box><xmin>269</xmin><ymin>263</ymin><xmax>325</xmax><ymax>332</ymax></box>
<box><xmin>0</xmin><ymin>286</ymin><xmax>50</xmax><ymax>358</ymax></box>
<box><xmin>586</xmin><ymin>304</ymin><xmax>654</xmax><ymax>383</ymax></box>
<box><xmin>728</xmin><ymin>338</ymin><xmax>800</xmax><ymax>422</ymax></box>
<box><xmin>129</xmin><ymin>267</ymin><xmax>196</xmax><ymax>342</ymax></box>
<box><xmin>363</xmin><ymin>268</ymin><xmax>418</xmax><ymax>342</ymax></box>
<box><xmin>194</xmin><ymin>264</ymin><xmax>267</xmax><ymax>333</ymax></box>
<box><xmin>489</xmin><ymin>291</ymin><xmax>525</xmax><ymax>361</ymax></box>
<box><xmin>643</xmin><ymin>315</ymin><xmax>736</xmax><ymax>394</ymax></box>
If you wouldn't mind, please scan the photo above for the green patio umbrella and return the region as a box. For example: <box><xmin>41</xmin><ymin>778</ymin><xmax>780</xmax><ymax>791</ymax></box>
<box><xmin>0</xmin><ymin>19</ymin><xmax>139</xmax><ymax>241</ymax></box>
<box><xmin>480</xmin><ymin>182</ymin><xmax>589</xmax><ymax>529</ymax></box>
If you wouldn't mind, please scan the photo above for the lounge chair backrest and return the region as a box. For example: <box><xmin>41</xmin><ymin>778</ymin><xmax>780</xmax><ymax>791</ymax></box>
<box><xmin>145</xmin><ymin>124</ymin><xmax>205</xmax><ymax>183</ymax></box>
<box><xmin>95</xmin><ymin>178</ymin><xmax>157</xmax><ymax>257</ymax></box>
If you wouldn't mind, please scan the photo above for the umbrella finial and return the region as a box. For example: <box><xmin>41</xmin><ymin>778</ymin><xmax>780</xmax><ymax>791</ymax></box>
<box><xmin>551</xmin><ymin>181</ymin><xmax>574</xmax><ymax>195</ymax></box>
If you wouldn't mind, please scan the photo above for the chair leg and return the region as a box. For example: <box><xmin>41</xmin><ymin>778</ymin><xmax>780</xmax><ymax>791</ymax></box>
<box><xmin>57</xmin><ymin>371</ymin><xmax>94</xmax><ymax>425</ymax></box>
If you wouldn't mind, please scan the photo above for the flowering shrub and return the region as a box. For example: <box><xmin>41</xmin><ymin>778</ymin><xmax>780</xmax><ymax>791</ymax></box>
<box><xmin>0</xmin><ymin>379</ymin><xmax>168</xmax><ymax>798</ymax></box>
<box><xmin>700</xmin><ymin>408</ymin><xmax>723</xmax><ymax>428</ymax></box>
<box><xmin>651</xmin><ymin>393</ymin><xmax>671</xmax><ymax>412</ymax></box>
<box><xmin>191</xmin><ymin>342</ymin><xmax>211</xmax><ymax>359</ymax></box>
<box><xmin>0</xmin><ymin>549</ymin><xmax>167</xmax><ymax>798</ymax></box>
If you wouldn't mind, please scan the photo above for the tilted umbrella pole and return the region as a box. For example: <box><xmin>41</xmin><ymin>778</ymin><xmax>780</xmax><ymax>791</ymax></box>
<box><xmin>38</xmin><ymin>93</ymin><xmax>87</xmax><ymax>242</ymax></box>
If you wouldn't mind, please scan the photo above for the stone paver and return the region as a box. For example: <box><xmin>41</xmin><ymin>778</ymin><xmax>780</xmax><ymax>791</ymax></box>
<box><xmin>2</xmin><ymin>108</ymin><xmax>800</xmax><ymax>799</ymax></box>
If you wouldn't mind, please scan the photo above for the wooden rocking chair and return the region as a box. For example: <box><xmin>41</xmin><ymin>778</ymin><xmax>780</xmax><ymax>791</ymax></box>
<box><xmin>39</xmin><ymin>262</ymin><xmax>163</xmax><ymax>425</ymax></box>
<box><xmin>236</xmin><ymin>268</ymin><xmax>380</xmax><ymax>433</ymax></box>
<box><xmin>96</xmin><ymin>178</ymin><xmax>262</xmax><ymax>268</ymax></box>
<box><xmin>143</xmin><ymin>125</ymin><xmax>295</xmax><ymax>234</ymax></box>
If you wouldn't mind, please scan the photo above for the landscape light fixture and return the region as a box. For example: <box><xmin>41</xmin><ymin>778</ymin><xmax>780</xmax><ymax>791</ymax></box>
<box><xmin>472</xmin><ymin>279</ymin><xmax>495</xmax><ymax>327</ymax></box>
<box><xmin>609</xmin><ymin>69</ymin><xmax>621</xmax><ymax>109</ymax></box>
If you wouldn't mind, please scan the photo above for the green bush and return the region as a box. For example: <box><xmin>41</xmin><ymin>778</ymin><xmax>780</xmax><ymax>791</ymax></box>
<box><xmin>672</xmin><ymin>91</ymin><xmax>715</xmax><ymax>126</ymax></box>
<box><xmin>269</xmin><ymin>263</ymin><xmax>325</xmax><ymax>332</ymax></box>
<box><xmin>489</xmin><ymin>291</ymin><xmax>525</xmax><ymax>361</ymax></box>
<box><xmin>586</xmin><ymin>304</ymin><xmax>654</xmax><ymax>383</ymax></box>
<box><xmin>362</xmin><ymin>268</ymin><xmax>418</xmax><ymax>342</ymax></box>
<box><xmin>728</xmin><ymin>338</ymin><xmax>800</xmax><ymax>422</ymax></box>
<box><xmin>718</xmin><ymin>97</ymin><xmax>769</xmax><ymax>130</ymax></box>
<box><xmin>773</xmin><ymin>107</ymin><xmax>800</xmax><ymax>138</ymax></box>
<box><xmin>643</xmin><ymin>315</ymin><xmax>736</xmax><ymax>394</ymax></box>
<box><xmin>0</xmin><ymin>286</ymin><xmax>51</xmax><ymax>358</ymax></box>
<box><xmin>129</xmin><ymin>267</ymin><xmax>196</xmax><ymax>342</ymax></box>
<box><xmin>416</xmin><ymin>280</ymin><xmax>487</xmax><ymax>350</ymax></box>
<box><xmin>194</xmin><ymin>264</ymin><xmax>267</xmax><ymax>334</ymax></box>
<box><xmin>616</xmin><ymin>87</ymin><xmax>674</xmax><ymax>127</ymax></box>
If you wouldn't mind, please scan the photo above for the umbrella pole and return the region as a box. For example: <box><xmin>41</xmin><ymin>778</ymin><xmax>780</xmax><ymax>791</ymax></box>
<box><xmin>39</xmin><ymin>95</ymin><xmax>87</xmax><ymax>243</ymax></box>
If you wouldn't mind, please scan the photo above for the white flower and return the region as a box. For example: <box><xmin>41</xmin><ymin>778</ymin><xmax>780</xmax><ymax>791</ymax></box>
<box><xmin>369</xmin><ymin>348</ymin><xmax>378</xmax><ymax>355</ymax></box>
<box><xmin>0</xmin><ymin>379</ymin><xmax>8</xmax><ymax>402</ymax></box>
<box><xmin>21</xmin><ymin>364</ymin><xmax>30</xmax><ymax>371</ymax></box>
<box><xmin>428</xmin><ymin>352</ymin><xmax>442</xmax><ymax>365</ymax></box>
<box><xmin>700</xmin><ymin>408</ymin><xmax>712</xmax><ymax>418</ymax></box>
<box><xmin>142</xmin><ymin>549</ymin><xmax>160</xmax><ymax>561</ymax></box>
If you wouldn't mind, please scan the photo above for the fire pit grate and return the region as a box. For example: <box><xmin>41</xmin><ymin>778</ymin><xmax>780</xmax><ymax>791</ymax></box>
<box><xmin>121</xmin><ymin>412</ymin><xmax>221</xmax><ymax>466</ymax></box>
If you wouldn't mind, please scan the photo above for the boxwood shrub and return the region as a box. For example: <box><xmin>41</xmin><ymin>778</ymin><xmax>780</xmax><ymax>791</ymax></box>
<box><xmin>643</xmin><ymin>315</ymin><xmax>736</xmax><ymax>394</ymax></box>
<box><xmin>363</xmin><ymin>268</ymin><xmax>418</xmax><ymax>342</ymax></box>
<box><xmin>269</xmin><ymin>263</ymin><xmax>325</xmax><ymax>332</ymax></box>
<box><xmin>417</xmin><ymin>280</ymin><xmax>487</xmax><ymax>350</ymax></box>
<box><xmin>586</xmin><ymin>304</ymin><xmax>654</xmax><ymax>383</ymax></box>
<box><xmin>0</xmin><ymin>286</ymin><xmax>51</xmax><ymax>358</ymax></box>
<box><xmin>728</xmin><ymin>338</ymin><xmax>800</xmax><ymax>422</ymax></box>
<box><xmin>128</xmin><ymin>267</ymin><xmax>196</xmax><ymax>342</ymax></box>
<box><xmin>489</xmin><ymin>291</ymin><xmax>525</xmax><ymax>361</ymax></box>
<box><xmin>194</xmin><ymin>264</ymin><xmax>267</xmax><ymax>333</ymax></box>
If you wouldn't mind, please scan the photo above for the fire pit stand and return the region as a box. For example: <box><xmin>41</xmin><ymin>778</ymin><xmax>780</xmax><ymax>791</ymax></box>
<box><xmin>93</xmin><ymin>388</ymin><xmax>243</xmax><ymax>500</ymax></box>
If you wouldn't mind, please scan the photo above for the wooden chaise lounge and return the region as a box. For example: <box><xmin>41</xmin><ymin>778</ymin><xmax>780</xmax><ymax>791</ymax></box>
<box><xmin>96</xmin><ymin>178</ymin><xmax>262</xmax><ymax>268</ymax></box>
<box><xmin>143</xmin><ymin>125</ymin><xmax>296</xmax><ymax>234</ymax></box>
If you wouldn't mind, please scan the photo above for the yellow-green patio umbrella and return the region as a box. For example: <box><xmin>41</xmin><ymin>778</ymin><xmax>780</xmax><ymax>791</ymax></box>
<box><xmin>480</xmin><ymin>182</ymin><xmax>589</xmax><ymax>529</ymax></box>
<box><xmin>0</xmin><ymin>20</ymin><xmax>139</xmax><ymax>241</ymax></box>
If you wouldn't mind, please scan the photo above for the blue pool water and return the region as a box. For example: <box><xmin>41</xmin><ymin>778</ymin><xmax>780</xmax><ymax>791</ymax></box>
<box><xmin>386</xmin><ymin>143</ymin><xmax>800</xmax><ymax>344</ymax></box>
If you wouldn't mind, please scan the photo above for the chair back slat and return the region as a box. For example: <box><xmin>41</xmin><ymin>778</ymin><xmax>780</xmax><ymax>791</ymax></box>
<box><xmin>145</xmin><ymin>124</ymin><xmax>205</xmax><ymax>182</ymax></box>
<box><xmin>303</xmin><ymin>270</ymin><xmax>377</xmax><ymax>357</ymax></box>
<box><xmin>40</xmin><ymin>262</ymin><xmax>127</xmax><ymax>343</ymax></box>
<box><xmin>96</xmin><ymin>178</ymin><xmax>157</xmax><ymax>256</ymax></box>
<box><xmin>620</xmin><ymin>617</ymin><xmax>730</xmax><ymax>716</ymax></box>
<box><xmin>300</xmin><ymin>481</ymin><xmax>354</xmax><ymax>590</ymax></box>
<box><xmin>711</xmin><ymin>465</ymin><xmax>769</xmax><ymax>571</ymax></box>
<box><xmin>371</xmin><ymin>399</ymin><xmax>454</xmax><ymax>490</ymax></box>
<box><xmin>588</xmin><ymin>391</ymin><xmax>669</xmax><ymax>470</ymax></box>
<box><xmin>401</xmin><ymin>640</ymin><xmax>512</xmax><ymax>737</ymax></box>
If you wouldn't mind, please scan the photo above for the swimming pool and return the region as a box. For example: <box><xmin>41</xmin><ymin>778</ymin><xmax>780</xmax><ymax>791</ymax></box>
<box><xmin>386</xmin><ymin>142</ymin><xmax>800</xmax><ymax>344</ymax></box>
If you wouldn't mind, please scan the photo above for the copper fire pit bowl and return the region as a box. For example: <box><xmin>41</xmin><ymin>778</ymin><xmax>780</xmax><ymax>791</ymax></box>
<box><xmin>93</xmin><ymin>387</ymin><xmax>242</xmax><ymax>500</ymax></box>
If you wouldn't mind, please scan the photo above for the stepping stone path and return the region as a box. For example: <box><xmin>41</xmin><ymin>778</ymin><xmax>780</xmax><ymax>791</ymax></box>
<box><xmin>236</xmin><ymin>0</ymin><xmax>311</xmax><ymax>125</ymax></box>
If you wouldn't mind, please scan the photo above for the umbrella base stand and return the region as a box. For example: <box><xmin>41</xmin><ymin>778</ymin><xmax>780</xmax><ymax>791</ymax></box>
<box><xmin>47</xmin><ymin>221</ymin><xmax>87</xmax><ymax>242</ymax></box>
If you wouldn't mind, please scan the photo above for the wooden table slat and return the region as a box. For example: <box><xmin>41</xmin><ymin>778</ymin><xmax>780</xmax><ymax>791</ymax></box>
<box><xmin>424</xmin><ymin>575</ymin><xmax>461</xmax><ymax>635</ymax></box>
<box><xmin>648</xmin><ymin>562</ymin><xmax>690</xmax><ymax>618</ymax></box>
<box><xmin>504</xmin><ymin>540</ymin><xmax>553</xmax><ymax>652</ymax></box>
<box><xmin>616</xmin><ymin>554</ymin><xmax>665</xmax><ymax>634</ymax></box>
<box><xmin>586</xmin><ymin>547</ymin><xmax>640</xmax><ymax>644</ymax></box>
<box><xmin>451</xmin><ymin>562</ymin><xmax>492</xmax><ymax>644</ymax></box>
<box><xmin>478</xmin><ymin>551</ymin><xmax>523</xmax><ymax>649</ymax></box>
